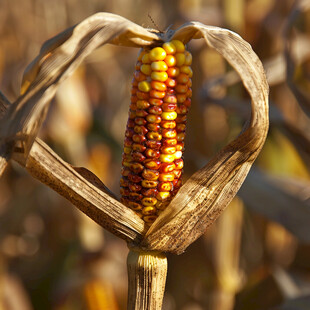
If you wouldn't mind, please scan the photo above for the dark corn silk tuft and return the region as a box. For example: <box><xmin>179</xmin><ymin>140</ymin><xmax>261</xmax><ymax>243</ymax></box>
<box><xmin>121</xmin><ymin>40</ymin><xmax>193</xmax><ymax>225</ymax></box>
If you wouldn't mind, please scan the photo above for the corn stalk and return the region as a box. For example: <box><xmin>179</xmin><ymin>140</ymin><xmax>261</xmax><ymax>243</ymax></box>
<box><xmin>0</xmin><ymin>13</ymin><xmax>268</xmax><ymax>309</ymax></box>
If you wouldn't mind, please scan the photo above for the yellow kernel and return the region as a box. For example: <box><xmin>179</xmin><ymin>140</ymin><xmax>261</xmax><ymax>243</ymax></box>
<box><xmin>157</xmin><ymin>191</ymin><xmax>171</xmax><ymax>201</ymax></box>
<box><xmin>184</xmin><ymin>51</ymin><xmax>192</xmax><ymax>65</ymax></box>
<box><xmin>175</xmin><ymin>53</ymin><xmax>186</xmax><ymax>66</ymax></box>
<box><xmin>142</xmin><ymin>180</ymin><xmax>158</xmax><ymax>188</ymax></box>
<box><xmin>140</xmin><ymin>64</ymin><xmax>152</xmax><ymax>75</ymax></box>
<box><xmin>159</xmin><ymin>154</ymin><xmax>175</xmax><ymax>163</ymax></box>
<box><xmin>163</xmin><ymin>42</ymin><xmax>176</xmax><ymax>54</ymax></box>
<box><xmin>138</xmin><ymin>49</ymin><xmax>147</xmax><ymax>61</ymax></box>
<box><xmin>142</xmin><ymin>53</ymin><xmax>151</xmax><ymax>64</ymax></box>
<box><xmin>149</xmin><ymin>47</ymin><xmax>167</xmax><ymax>61</ymax></box>
<box><xmin>122</xmin><ymin>161</ymin><xmax>131</xmax><ymax>168</ymax></box>
<box><xmin>164</xmin><ymin>55</ymin><xmax>177</xmax><ymax>67</ymax></box>
<box><xmin>151</xmin><ymin>71</ymin><xmax>168</xmax><ymax>82</ymax></box>
<box><xmin>123</xmin><ymin>147</ymin><xmax>132</xmax><ymax>154</ymax></box>
<box><xmin>142</xmin><ymin>206</ymin><xmax>157</xmax><ymax>215</ymax></box>
<box><xmin>142</xmin><ymin>197</ymin><xmax>158</xmax><ymax>207</ymax></box>
<box><xmin>151</xmin><ymin>61</ymin><xmax>168</xmax><ymax>72</ymax></box>
<box><xmin>161</xmin><ymin>111</ymin><xmax>177</xmax><ymax>120</ymax></box>
<box><xmin>138</xmin><ymin>81</ymin><xmax>151</xmax><ymax>92</ymax></box>
<box><xmin>180</xmin><ymin>66</ymin><xmax>193</xmax><ymax>77</ymax></box>
<box><xmin>174</xmin><ymin>150</ymin><xmax>183</xmax><ymax>159</ymax></box>
<box><xmin>171</xmin><ymin>40</ymin><xmax>185</xmax><ymax>52</ymax></box>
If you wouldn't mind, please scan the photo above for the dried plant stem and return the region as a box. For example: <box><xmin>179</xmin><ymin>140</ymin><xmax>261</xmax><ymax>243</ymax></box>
<box><xmin>127</xmin><ymin>248</ymin><xmax>167</xmax><ymax>310</ymax></box>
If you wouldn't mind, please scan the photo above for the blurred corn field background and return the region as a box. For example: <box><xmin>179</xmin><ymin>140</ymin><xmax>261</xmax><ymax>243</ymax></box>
<box><xmin>0</xmin><ymin>0</ymin><xmax>310</xmax><ymax>309</ymax></box>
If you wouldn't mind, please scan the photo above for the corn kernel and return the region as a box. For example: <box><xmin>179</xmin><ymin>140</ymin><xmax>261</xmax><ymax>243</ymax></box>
<box><xmin>142</xmin><ymin>180</ymin><xmax>158</xmax><ymax>188</ymax></box>
<box><xmin>162</xmin><ymin>129</ymin><xmax>177</xmax><ymax>138</ymax></box>
<box><xmin>176</xmin><ymin>73</ymin><xmax>190</xmax><ymax>84</ymax></box>
<box><xmin>142</xmin><ymin>53</ymin><xmax>151</xmax><ymax>64</ymax></box>
<box><xmin>165</xmin><ymin>78</ymin><xmax>176</xmax><ymax>87</ymax></box>
<box><xmin>158</xmin><ymin>173</ymin><xmax>175</xmax><ymax>182</ymax></box>
<box><xmin>174</xmin><ymin>150</ymin><xmax>183</xmax><ymax>159</ymax></box>
<box><xmin>140</xmin><ymin>64</ymin><xmax>152</xmax><ymax>75</ymax></box>
<box><xmin>148</xmin><ymin>133</ymin><xmax>162</xmax><ymax>143</ymax></box>
<box><xmin>174</xmin><ymin>158</ymin><xmax>184</xmax><ymax>169</ymax></box>
<box><xmin>158</xmin><ymin>182</ymin><xmax>173</xmax><ymax>191</ymax></box>
<box><xmin>142</xmin><ymin>205</ymin><xmax>157</xmax><ymax>214</ymax></box>
<box><xmin>138</xmin><ymin>49</ymin><xmax>147</xmax><ymax>61</ymax></box>
<box><xmin>161</xmin><ymin>146</ymin><xmax>176</xmax><ymax>154</ymax></box>
<box><xmin>147</xmin><ymin>123</ymin><xmax>160</xmax><ymax>131</ymax></box>
<box><xmin>164</xmin><ymin>55</ymin><xmax>177</xmax><ymax>67</ymax></box>
<box><xmin>128</xmin><ymin>201</ymin><xmax>143</xmax><ymax>210</ymax></box>
<box><xmin>150</xmin><ymin>89</ymin><xmax>165</xmax><ymax>99</ymax></box>
<box><xmin>156</xmin><ymin>191</ymin><xmax>171</xmax><ymax>201</ymax></box>
<box><xmin>151</xmin><ymin>71</ymin><xmax>168</xmax><ymax>82</ymax></box>
<box><xmin>120</xmin><ymin>187</ymin><xmax>129</xmax><ymax>196</ymax></box>
<box><xmin>146</xmin><ymin>140</ymin><xmax>161</xmax><ymax>149</ymax></box>
<box><xmin>146</xmin><ymin>114</ymin><xmax>161</xmax><ymax>124</ymax></box>
<box><xmin>171</xmin><ymin>40</ymin><xmax>185</xmax><ymax>52</ymax></box>
<box><xmin>132</xmin><ymin>134</ymin><xmax>146</xmax><ymax>143</ymax></box>
<box><xmin>151</xmin><ymin>61</ymin><xmax>168</xmax><ymax>71</ymax></box>
<box><xmin>143</xmin><ymin>215</ymin><xmax>158</xmax><ymax>223</ymax></box>
<box><xmin>136</xmin><ymin>100</ymin><xmax>150</xmax><ymax>109</ymax></box>
<box><xmin>151</xmin><ymin>81</ymin><xmax>167</xmax><ymax>92</ymax></box>
<box><xmin>162</xmin><ymin>138</ymin><xmax>177</xmax><ymax>146</ymax></box>
<box><xmin>161</xmin><ymin>120</ymin><xmax>176</xmax><ymax>128</ymax></box>
<box><xmin>177</xmin><ymin>132</ymin><xmax>186</xmax><ymax>142</ymax></box>
<box><xmin>135</xmin><ymin>117</ymin><xmax>147</xmax><ymax>126</ymax></box>
<box><xmin>134</xmin><ymin>125</ymin><xmax>148</xmax><ymax>135</ymax></box>
<box><xmin>180</xmin><ymin>66</ymin><xmax>193</xmax><ymax>77</ymax></box>
<box><xmin>159</xmin><ymin>154</ymin><xmax>175</xmax><ymax>163</ymax></box>
<box><xmin>129</xmin><ymin>162</ymin><xmax>144</xmax><ymax>173</ymax></box>
<box><xmin>135</xmin><ymin>109</ymin><xmax>148</xmax><ymax>117</ymax></box>
<box><xmin>144</xmin><ymin>159</ymin><xmax>161</xmax><ymax>170</ymax></box>
<box><xmin>142</xmin><ymin>169</ymin><xmax>160</xmax><ymax>180</ymax></box>
<box><xmin>138</xmin><ymin>81</ymin><xmax>151</xmax><ymax>92</ymax></box>
<box><xmin>162</xmin><ymin>103</ymin><xmax>177</xmax><ymax>112</ymax></box>
<box><xmin>175</xmin><ymin>53</ymin><xmax>186</xmax><ymax>66</ymax></box>
<box><xmin>184</xmin><ymin>51</ymin><xmax>192</xmax><ymax>65</ymax></box>
<box><xmin>148</xmin><ymin>106</ymin><xmax>162</xmax><ymax>115</ymax></box>
<box><xmin>141</xmin><ymin>188</ymin><xmax>158</xmax><ymax>197</ymax></box>
<box><xmin>149</xmin><ymin>47</ymin><xmax>167</xmax><ymax>61</ymax></box>
<box><xmin>162</xmin><ymin>111</ymin><xmax>177</xmax><ymax>120</ymax></box>
<box><xmin>149</xmin><ymin>98</ymin><xmax>163</xmax><ymax>106</ymax></box>
<box><xmin>167</xmin><ymin>67</ymin><xmax>180</xmax><ymax>77</ymax></box>
<box><xmin>123</xmin><ymin>146</ymin><xmax>132</xmax><ymax>154</ymax></box>
<box><xmin>136</xmin><ymin>91</ymin><xmax>149</xmax><ymax>100</ymax></box>
<box><xmin>163</xmin><ymin>95</ymin><xmax>177</xmax><ymax>104</ymax></box>
<box><xmin>160</xmin><ymin>163</ymin><xmax>176</xmax><ymax>173</ymax></box>
<box><xmin>163</xmin><ymin>42</ymin><xmax>176</xmax><ymax>54</ymax></box>
<box><xmin>129</xmin><ymin>183</ymin><xmax>142</xmax><ymax>192</ymax></box>
<box><xmin>145</xmin><ymin>148</ymin><xmax>160</xmax><ymax>158</ymax></box>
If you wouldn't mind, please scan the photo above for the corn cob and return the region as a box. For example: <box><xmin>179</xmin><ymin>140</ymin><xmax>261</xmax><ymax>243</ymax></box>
<box><xmin>120</xmin><ymin>40</ymin><xmax>192</xmax><ymax>225</ymax></box>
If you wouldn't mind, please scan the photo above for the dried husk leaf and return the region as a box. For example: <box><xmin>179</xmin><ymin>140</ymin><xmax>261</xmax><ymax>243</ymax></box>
<box><xmin>142</xmin><ymin>22</ymin><xmax>269</xmax><ymax>254</ymax></box>
<box><xmin>0</xmin><ymin>13</ymin><xmax>161</xmax><ymax>166</ymax></box>
<box><xmin>12</xmin><ymin>138</ymin><xmax>146</xmax><ymax>243</ymax></box>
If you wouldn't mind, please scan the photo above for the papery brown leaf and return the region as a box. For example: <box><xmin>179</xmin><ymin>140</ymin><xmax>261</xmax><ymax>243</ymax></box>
<box><xmin>142</xmin><ymin>22</ymin><xmax>269</xmax><ymax>254</ymax></box>
<box><xmin>0</xmin><ymin>13</ymin><xmax>161</xmax><ymax>165</ymax></box>
<box><xmin>13</xmin><ymin>138</ymin><xmax>146</xmax><ymax>243</ymax></box>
